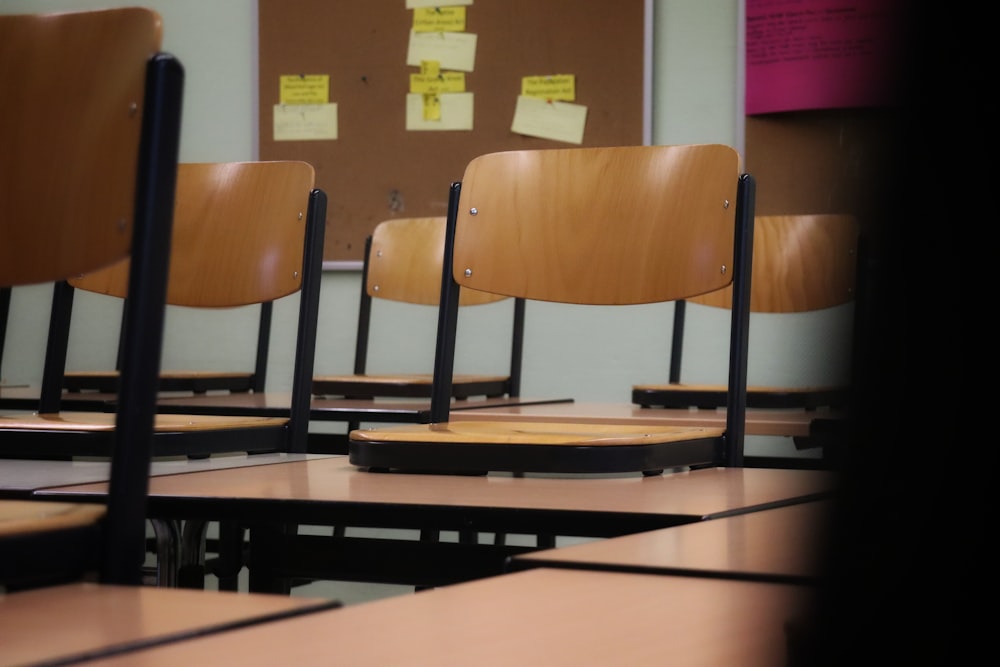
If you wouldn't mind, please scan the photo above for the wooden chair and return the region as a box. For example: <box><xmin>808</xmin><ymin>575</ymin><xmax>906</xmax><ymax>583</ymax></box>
<box><xmin>349</xmin><ymin>144</ymin><xmax>756</xmax><ymax>475</ymax></box>
<box><xmin>59</xmin><ymin>161</ymin><xmax>308</xmax><ymax>399</ymax></box>
<box><xmin>0</xmin><ymin>160</ymin><xmax>326</xmax><ymax>462</ymax></box>
<box><xmin>632</xmin><ymin>214</ymin><xmax>859</xmax><ymax>410</ymax></box>
<box><xmin>0</xmin><ymin>6</ymin><xmax>184</xmax><ymax>588</ymax></box>
<box><xmin>312</xmin><ymin>216</ymin><xmax>524</xmax><ymax>403</ymax></box>
<box><xmin>0</xmin><ymin>286</ymin><xmax>9</xmax><ymax>385</ymax></box>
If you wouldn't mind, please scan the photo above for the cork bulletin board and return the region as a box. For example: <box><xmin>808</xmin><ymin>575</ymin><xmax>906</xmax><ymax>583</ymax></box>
<box><xmin>258</xmin><ymin>0</ymin><xmax>650</xmax><ymax>265</ymax></box>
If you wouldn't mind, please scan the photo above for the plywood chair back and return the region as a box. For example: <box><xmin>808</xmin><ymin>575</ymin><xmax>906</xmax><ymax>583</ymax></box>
<box><xmin>349</xmin><ymin>144</ymin><xmax>755</xmax><ymax>475</ymax></box>
<box><xmin>62</xmin><ymin>162</ymin><xmax>308</xmax><ymax>395</ymax></box>
<box><xmin>0</xmin><ymin>286</ymin><xmax>9</xmax><ymax>385</ymax></box>
<box><xmin>632</xmin><ymin>214</ymin><xmax>859</xmax><ymax>410</ymax></box>
<box><xmin>1</xmin><ymin>161</ymin><xmax>326</xmax><ymax>461</ymax></box>
<box><xmin>313</xmin><ymin>216</ymin><xmax>524</xmax><ymax>401</ymax></box>
<box><xmin>0</xmin><ymin>6</ymin><xmax>183</xmax><ymax>588</ymax></box>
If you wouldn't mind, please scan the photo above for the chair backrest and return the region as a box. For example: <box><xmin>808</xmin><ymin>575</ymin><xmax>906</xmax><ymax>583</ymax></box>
<box><xmin>688</xmin><ymin>214</ymin><xmax>858</xmax><ymax>312</ymax></box>
<box><xmin>70</xmin><ymin>162</ymin><xmax>318</xmax><ymax>307</ymax></box>
<box><xmin>0</xmin><ymin>287</ymin><xmax>9</xmax><ymax>383</ymax></box>
<box><xmin>665</xmin><ymin>214</ymin><xmax>859</xmax><ymax>384</ymax></box>
<box><xmin>366</xmin><ymin>217</ymin><xmax>508</xmax><ymax>307</ymax></box>
<box><xmin>429</xmin><ymin>144</ymin><xmax>755</xmax><ymax>464</ymax></box>
<box><xmin>62</xmin><ymin>163</ymin><xmax>314</xmax><ymax>395</ymax></box>
<box><xmin>60</xmin><ymin>161</ymin><xmax>326</xmax><ymax>453</ymax></box>
<box><xmin>0</xmin><ymin>7</ymin><xmax>184</xmax><ymax>584</ymax></box>
<box><xmin>350</xmin><ymin>216</ymin><xmax>522</xmax><ymax>391</ymax></box>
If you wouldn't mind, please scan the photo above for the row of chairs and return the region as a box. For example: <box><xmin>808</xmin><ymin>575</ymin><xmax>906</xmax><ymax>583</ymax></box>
<box><xmin>0</xmin><ymin>6</ymin><xmax>857</xmax><ymax>594</ymax></box>
<box><xmin>0</xmin><ymin>161</ymin><xmax>324</xmax><ymax>462</ymax></box>
<box><xmin>315</xmin><ymin>211</ymin><xmax>858</xmax><ymax>413</ymax></box>
<box><xmin>10</xmin><ymin>210</ymin><xmax>858</xmax><ymax>440</ymax></box>
<box><xmin>0</xmin><ymin>7</ymin><xmax>333</xmax><ymax>593</ymax></box>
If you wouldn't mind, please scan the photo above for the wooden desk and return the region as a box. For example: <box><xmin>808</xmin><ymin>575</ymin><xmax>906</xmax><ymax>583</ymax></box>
<box><xmin>152</xmin><ymin>392</ymin><xmax>571</xmax><ymax>417</ymax></box>
<box><xmin>3</xmin><ymin>389</ymin><xmax>571</xmax><ymax>423</ymax></box>
<box><xmin>1</xmin><ymin>452</ymin><xmax>331</xmax><ymax>499</ymax></box>
<box><xmin>0</xmin><ymin>386</ymin><xmax>116</xmax><ymax>411</ymax></box>
<box><xmin>1</xmin><ymin>453</ymin><xmax>332</xmax><ymax>586</ymax></box>
<box><xmin>449</xmin><ymin>401</ymin><xmax>840</xmax><ymax>437</ymax></box>
<box><xmin>36</xmin><ymin>457</ymin><xmax>835</xmax><ymax>590</ymax></box>
<box><xmin>151</xmin><ymin>392</ymin><xmax>573</xmax><ymax>453</ymax></box>
<box><xmin>0</xmin><ymin>582</ymin><xmax>338</xmax><ymax>667</ymax></box>
<box><xmin>509</xmin><ymin>498</ymin><xmax>833</xmax><ymax>584</ymax></box>
<box><xmin>2</xmin><ymin>391</ymin><xmax>571</xmax><ymax>457</ymax></box>
<box><xmin>79</xmin><ymin>568</ymin><xmax>812</xmax><ymax>667</ymax></box>
<box><xmin>450</xmin><ymin>401</ymin><xmax>845</xmax><ymax>468</ymax></box>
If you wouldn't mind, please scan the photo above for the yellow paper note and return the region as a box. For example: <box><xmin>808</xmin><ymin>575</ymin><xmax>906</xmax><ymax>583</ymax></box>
<box><xmin>410</xmin><ymin>71</ymin><xmax>466</xmax><ymax>94</ymax></box>
<box><xmin>510</xmin><ymin>95</ymin><xmax>587</xmax><ymax>145</ymax></box>
<box><xmin>273</xmin><ymin>103</ymin><xmax>338</xmax><ymax>141</ymax></box>
<box><xmin>420</xmin><ymin>60</ymin><xmax>441</xmax><ymax>77</ymax></box>
<box><xmin>279</xmin><ymin>74</ymin><xmax>329</xmax><ymax>105</ymax></box>
<box><xmin>413</xmin><ymin>6</ymin><xmax>466</xmax><ymax>32</ymax></box>
<box><xmin>407</xmin><ymin>30</ymin><xmax>477</xmax><ymax>72</ymax></box>
<box><xmin>423</xmin><ymin>94</ymin><xmax>441</xmax><ymax>120</ymax></box>
<box><xmin>521</xmin><ymin>74</ymin><xmax>576</xmax><ymax>102</ymax></box>
<box><xmin>407</xmin><ymin>0</ymin><xmax>472</xmax><ymax>7</ymax></box>
<box><xmin>406</xmin><ymin>92</ymin><xmax>474</xmax><ymax>131</ymax></box>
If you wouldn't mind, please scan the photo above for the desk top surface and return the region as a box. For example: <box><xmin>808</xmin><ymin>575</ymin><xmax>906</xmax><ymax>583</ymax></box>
<box><xmin>81</xmin><ymin>568</ymin><xmax>810</xmax><ymax>667</ymax></box>
<box><xmin>0</xmin><ymin>582</ymin><xmax>338</xmax><ymax>667</ymax></box>
<box><xmin>450</xmin><ymin>401</ymin><xmax>842</xmax><ymax>437</ymax></box>
<box><xmin>2</xmin><ymin>387</ymin><xmax>571</xmax><ymax>417</ymax></box>
<box><xmin>512</xmin><ymin>498</ymin><xmax>833</xmax><ymax>583</ymax></box>
<box><xmin>3</xmin><ymin>392</ymin><xmax>828</xmax><ymax>437</ymax></box>
<box><xmin>0</xmin><ymin>453</ymin><xmax>330</xmax><ymax>498</ymax></box>
<box><xmin>153</xmin><ymin>392</ymin><xmax>572</xmax><ymax>419</ymax></box>
<box><xmin>37</xmin><ymin>456</ymin><xmax>834</xmax><ymax>522</ymax></box>
<box><xmin>0</xmin><ymin>386</ymin><xmax>114</xmax><ymax>411</ymax></box>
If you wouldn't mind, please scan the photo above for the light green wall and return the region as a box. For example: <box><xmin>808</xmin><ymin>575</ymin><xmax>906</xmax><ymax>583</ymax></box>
<box><xmin>0</xmin><ymin>1</ymin><xmax>851</xmax><ymax>456</ymax></box>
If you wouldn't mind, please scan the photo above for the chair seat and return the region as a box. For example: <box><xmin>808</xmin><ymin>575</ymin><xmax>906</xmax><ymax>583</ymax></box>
<box><xmin>313</xmin><ymin>373</ymin><xmax>511</xmax><ymax>400</ymax></box>
<box><xmin>64</xmin><ymin>370</ymin><xmax>254</xmax><ymax>394</ymax></box>
<box><xmin>352</xmin><ymin>419</ymin><xmax>723</xmax><ymax>444</ymax></box>
<box><xmin>0</xmin><ymin>412</ymin><xmax>287</xmax><ymax>431</ymax></box>
<box><xmin>632</xmin><ymin>383</ymin><xmax>851</xmax><ymax>410</ymax></box>
<box><xmin>349</xmin><ymin>420</ymin><xmax>723</xmax><ymax>474</ymax></box>
<box><xmin>0</xmin><ymin>411</ymin><xmax>292</xmax><ymax>460</ymax></box>
<box><xmin>0</xmin><ymin>499</ymin><xmax>107</xmax><ymax>588</ymax></box>
<box><xmin>0</xmin><ymin>500</ymin><xmax>105</xmax><ymax>537</ymax></box>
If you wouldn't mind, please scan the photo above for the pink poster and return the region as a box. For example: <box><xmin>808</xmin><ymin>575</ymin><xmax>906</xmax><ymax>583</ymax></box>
<box><xmin>745</xmin><ymin>0</ymin><xmax>904</xmax><ymax>115</ymax></box>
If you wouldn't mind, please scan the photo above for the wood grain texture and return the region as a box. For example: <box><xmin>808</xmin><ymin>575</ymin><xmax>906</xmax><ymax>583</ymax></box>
<box><xmin>453</xmin><ymin>144</ymin><xmax>740</xmax><ymax>305</ymax></box>
<box><xmin>0</xmin><ymin>500</ymin><xmax>105</xmax><ymax>537</ymax></box>
<box><xmin>70</xmin><ymin>161</ymin><xmax>316</xmax><ymax>306</ymax></box>
<box><xmin>0</xmin><ymin>582</ymin><xmax>335</xmax><ymax>667</ymax></box>
<box><xmin>0</xmin><ymin>412</ymin><xmax>287</xmax><ymax>432</ymax></box>
<box><xmin>367</xmin><ymin>217</ymin><xmax>506</xmax><ymax>306</ymax></box>
<box><xmin>0</xmin><ymin>7</ymin><xmax>161</xmax><ymax>286</ymax></box>
<box><xmin>76</xmin><ymin>570</ymin><xmax>810</xmax><ymax>667</ymax></box>
<box><xmin>690</xmin><ymin>214</ymin><xmax>859</xmax><ymax>312</ymax></box>
<box><xmin>351</xmin><ymin>419</ymin><xmax>723</xmax><ymax>446</ymax></box>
